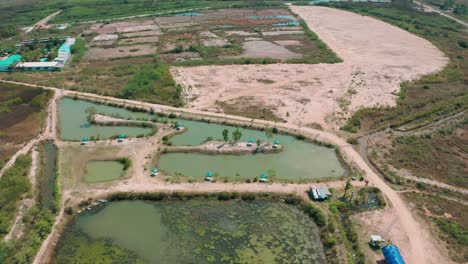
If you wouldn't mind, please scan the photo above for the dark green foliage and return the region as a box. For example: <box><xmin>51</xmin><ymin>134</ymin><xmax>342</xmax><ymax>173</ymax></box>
<box><xmin>70</xmin><ymin>38</ymin><xmax>87</xmax><ymax>66</ymax></box>
<box><xmin>116</xmin><ymin>157</ymin><xmax>132</xmax><ymax>170</ymax></box>
<box><xmin>304</xmin><ymin>204</ymin><xmax>326</xmax><ymax>227</ymax></box>
<box><xmin>0</xmin><ymin>155</ymin><xmax>31</xmax><ymax>238</ymax></box>
<box><xmin>122</xmin><ymin>62</ymin><xmax>183</xmax><ymax>106</ymax></box>
<box><xmin>436</xmin><ymin>219</ymin><xmax>468</xmax><ymax>246</ymax></box>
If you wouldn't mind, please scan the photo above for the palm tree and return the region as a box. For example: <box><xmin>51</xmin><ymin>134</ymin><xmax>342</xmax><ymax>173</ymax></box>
<box><xmin>343</xmin><ymin>180</ymin><xmax>352</xmax><ymax>199</ymax></box>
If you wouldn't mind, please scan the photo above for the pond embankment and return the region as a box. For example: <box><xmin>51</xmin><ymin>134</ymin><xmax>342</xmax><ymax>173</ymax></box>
<box><xmin>164</xmin><ymin>140</ymin><xmax>283</xmax><ymax>155</ymax></box>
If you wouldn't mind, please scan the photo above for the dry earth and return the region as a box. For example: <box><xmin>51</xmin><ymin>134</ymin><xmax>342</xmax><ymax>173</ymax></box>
<box><xmin>172</xmin><ymin>6</ymin><xmax>448</xmax><ymax>129</ymax></box>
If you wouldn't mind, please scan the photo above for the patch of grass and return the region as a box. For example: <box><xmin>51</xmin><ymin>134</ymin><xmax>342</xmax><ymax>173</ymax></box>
<box><xmin>70</xmin><ymin>38</ymin><xmax>87</xmax><ymax>66</ymax></box>
<box><xmin>389</xmin><ymin>120</ymin><xmax>467</xmax><ymax>188</ymax></box>
<box><xmin>402</xmin><ymin>192</ymin><xmax>468</xmax><ymax>262</ymax></box>
<box><xmin>0</xmin><ymin>155</ymin><xmax>31</xmax><ymax>239</ymax></box>
<box><xmin>116</xmin><ymin>157</ymin><xmax>132</xmax><ymax>171</ymax></box>
<box><xmin>121</xmin><ymin>61</ymin><xmax>183</xmax><ymax>106</ymax></box>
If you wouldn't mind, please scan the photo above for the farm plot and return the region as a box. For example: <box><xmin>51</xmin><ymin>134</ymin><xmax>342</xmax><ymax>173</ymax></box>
<box><xmin>86</xmin><ymin>7</ymin><xmax>339</xmax><ymax>64</ymax></box>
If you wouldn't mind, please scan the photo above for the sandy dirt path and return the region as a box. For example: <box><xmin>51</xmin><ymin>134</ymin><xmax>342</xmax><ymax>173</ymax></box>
<box><xmin>0</xmin><ymin>80</ymin><xmax>452</xmax><ymax>263</ymax></box>
<box><xmin>414</xmin><ymin>0</ymin><xmax>468</xmax><ymax>28</ymax></box>
<box><xmin>172</xmin><ymin>6</ymin><xmax>447</xmax><ymax>129</ymax></box>
<box><xmin>4</xmin><ymin>149</ymin><xmax>38</xmax><ymax>241</ymax></box>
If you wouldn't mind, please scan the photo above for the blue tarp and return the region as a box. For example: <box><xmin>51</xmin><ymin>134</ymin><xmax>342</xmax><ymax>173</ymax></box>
<box><xmin>382</xmin><ymin>245</ymin><xmax>405</xmax><ymax>264</ymax></box>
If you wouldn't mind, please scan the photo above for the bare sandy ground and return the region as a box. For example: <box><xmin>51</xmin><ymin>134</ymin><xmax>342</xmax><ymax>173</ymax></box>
<box><xmin>172</xmin><ymin>6</ymin><xmax>448</xmax><ymax>129</ymax></box>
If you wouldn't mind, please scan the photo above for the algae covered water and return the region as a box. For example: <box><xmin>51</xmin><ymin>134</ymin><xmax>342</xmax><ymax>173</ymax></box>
<box><xmin>54</xmin><ymin>200</ymin><xmax>326</xmax><ymax>264</ymax></box>
<box><xmin>59</xmin><ymin>98</ymin><xmax>153</xmax><ymax>140</ymax></box>
<box><xmin>84</xmin><ymin>161</ymin><xmax>124</xmax><ymax>183</ymax></box>
<box><xmin>160</xmin><ymin>120</ymin><xmax>347</xmax><ymax>180</ymax></box>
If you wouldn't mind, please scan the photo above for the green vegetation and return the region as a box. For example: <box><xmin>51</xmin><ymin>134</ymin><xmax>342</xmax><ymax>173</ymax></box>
<box><xmin>402</xmin><ymin>192</ymin><xmax>467</xmax><ymax>262</ymax></box>
<box><xmin>0</xmin><ymin>155</ymin><xmax>31</xmax><ymax>238</ymax></box>
<box><xmin>70</xmin><ymin>38</ymin><xmax>87</xmax><ymax>66</ymax></box>
<box><xmin>0</xmin><ymin>205</ymin><xmax>55</xmax><ymax>264</ymax></box>
<box><xmin>285</xmin><ymin>20</ymin><xmax>342</xmax><ymax>64</ymax></box>
<box><xmin>122</xmin><ymin>61</ymin><xmax>183</xmax><ymax>106</ymax></box>
<box><xmin>389</xmin><ymin>120</ymin><xmax>467</xmax><ymax>188</ymax></box>
<box><xmin>0</xmin><ymin>0</ymin><xmax>287</xmax><ymax>26</ymax></box>
<box><xmin>116</xmin><ymin>157</ymin><xmax>132</xmax><ymax>171</ymax></box>
<box><xmin>325</xmin><ymin>186</ymin><xmax>386</xmax><ymax>264</ymax></box>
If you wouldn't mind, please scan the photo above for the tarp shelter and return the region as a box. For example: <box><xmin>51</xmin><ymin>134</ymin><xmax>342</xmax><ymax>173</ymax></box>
<box><xmin>247</xmin><ymin>138</ymin><xmax>255</xmax><ymax>146</ymax></box>
<box><xmin>118</xmin><ymin>134</ymin><xmax>126</xmax><ymax>139</ymax></box>
<box><xmin>273</xmin><ymin>140</ymin><xmax>280</xmax><ymax>145</ymax></box>
<box><xmin>81</xmin><ymin>137</ymin><xmax>88</xmax><ymax>142</ymax></box>
<box><xmin>205</xmin><ymin>172</ymin><xmax>214</xmax><ymax>181</ymax></box>
<box><xmin>151</xmin><ymin>168</ymin><xmax>159</xmax><ymax>173</ymax></box>
<box><xmin>382</xmin><ymin>244</ymin><xmax>405</xmax><ymax>264</ymax></box>
<box><xmin>0</xmin><ymin>55</ymin><xmax>21</xmax><ymax>72</ymax></box>
<box><xmin>259</xmin><ymin>173</ymin><xmax>268</xmax><ymax>182</ymax></box>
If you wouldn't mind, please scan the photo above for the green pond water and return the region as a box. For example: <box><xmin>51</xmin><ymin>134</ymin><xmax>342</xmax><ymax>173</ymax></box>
<box><xmin>39</xmin><ymin>141</ymin><xmax>57</xmax><ymax>210</ymax></box>
<box><xmin>84</xmin><ymin>161</ymin><xmax>124</xmax><ymax>183</ymax></box>
<box><xmin>160</xmin><ymin>120</ymin><xmax>347</xmax><ymax>180</ymax></box>
<box><xmin>53</xmin><ymin>200</ymin><xmax>326</xmax><ymax>264</ymax></box>
<box><xmin>59</xmin><ymin>98</ymin><xmax>153</xmax><ymax>140</ymax></box>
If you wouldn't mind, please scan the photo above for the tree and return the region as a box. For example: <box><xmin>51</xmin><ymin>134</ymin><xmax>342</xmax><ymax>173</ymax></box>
<box><xmin>265</xmin><ymin>127</ymin><xmax>273</xmax><ymax>143</ymax></box>
<box><xmin>222</xmin><ymin>129</ymin><xmax>229</xmax><ymax>142</ymax></box>
<box><xmin>232</xmin><ymin>128</ymin><xmax>242</xmax><ymax>143</ymax></box>
<box><xmin>343</xmin><ymin>180</ymin><xmax>352</xmax><ymax>199</ymax></box>
<box><xmin>256</xmin><ymin>139</ymin><xmax>261</xmax><ymax>147</ymax></box>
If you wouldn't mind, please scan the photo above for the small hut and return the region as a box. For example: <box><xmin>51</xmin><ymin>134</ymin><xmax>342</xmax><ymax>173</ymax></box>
<box><xmin>247</xmin><ymin>138</ymin><xmax>255</xmax><ymax>147</ymax></box>
<box><xmin>273</xmin><ymin>140</ymin><xmax>280</xmax><ymax>149</ymax></box>
<box><xmin>175</xmin><ymin>122</ymin><xmax>184</xmax><ymax>131</ymax></box>
<box><xmin>259</xmin><ymin>173</ymin><xmax>268</xmax><ymax>183</ymax></box>
<box><xmin>81</xmin><ymin>137</ymin><xmax>88</xmax><ymax>145</ymax></box>
<box><xmin>150</xmin><ymin>168</ymin><xmax>159</xmax><ymax>177</ymax></box>
<box><xmin>118</xmin><ymin>134</ymin><xmax>125</xmax><ymax>142</ymax></box>
<box><xmin>205</xmin><ymin>172</ymin><xmax>214</xmax><ymax>182</ymax></box>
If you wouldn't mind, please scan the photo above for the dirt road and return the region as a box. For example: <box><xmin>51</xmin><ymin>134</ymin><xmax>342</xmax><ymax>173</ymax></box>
<box><xmin>0</xmin><ymin>79</ymin><xmax>452</xmax><ymax>264</ymax></box>
<box><xmin>414</xmin><ymin>0</ymin><xmax>468</xmax><ymax>28</ymax></box>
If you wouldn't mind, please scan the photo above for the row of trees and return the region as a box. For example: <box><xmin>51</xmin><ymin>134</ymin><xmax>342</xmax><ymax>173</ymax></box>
<box><xmin>220</xmin><ymin>127</ymin><xmax>276</xmax><ymax>143</ymax></box>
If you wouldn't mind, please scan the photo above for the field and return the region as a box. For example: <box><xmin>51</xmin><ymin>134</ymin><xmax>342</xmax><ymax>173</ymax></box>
<box><xmin>402</xmin><ymin>192</ymin><xmax>468</xmax><ymax>262</ymax></box>
<box><xmin>0</xmin><ymin>82</ymin><xmax>52</xmax><ymax>169</ymax></box>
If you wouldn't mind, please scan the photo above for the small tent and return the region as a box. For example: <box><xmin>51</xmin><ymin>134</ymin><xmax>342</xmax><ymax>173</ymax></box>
<box><xmin>205</xmin><ymin>172</ymin><xmax>214</xmax><ymax>181</ymax></box>
<box><xmin>259</xmin><ymin>173</ymin><xmax>268</xmax><ymax>183</ymax></box>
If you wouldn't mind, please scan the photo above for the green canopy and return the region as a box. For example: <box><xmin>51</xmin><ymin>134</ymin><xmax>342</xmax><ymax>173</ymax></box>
<box><xmin>151</xmin><ymin>168</ymin><xmax>159</xmax><ymax>173</ymax></box>
<box><xmin>248</xmin><ymin>138</ymin><xmax>255</xmax><ymax>143</ymax></box>
<box><xmin>205</xmin><ymin>172</ymin><xmax>214</xmax><ymax>177</ymax></box>
<box><xmin>118</xmin><ymin>134</ymin><xmax>126</xmax><ymax>139</ymax></box>
<box><xmin>81</xmin><ymin>137</ymin><xmax>88</xmax><ymax>142</ymax></box>
<box><xmin>260</xmin><ymin>173</ymin><xmax>268</xmax><ymax>179</ymax></box>
<box><xmin>273</xmin><ymin>140</ymin><xmax>280</xmax><ymax>145</ymax></box>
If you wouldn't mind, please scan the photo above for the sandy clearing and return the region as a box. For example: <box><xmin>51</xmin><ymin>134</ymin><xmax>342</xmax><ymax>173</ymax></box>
<box><xmin>231</xmin><ymin>40</ymin><xmax>302</xmax><ymax>60</ymax></box>
<box><xmin>85</xmin><ymin>45</ymin><xmax>157</xmax><ymax>60</ymax></box>
<box><xmin>172</xmin><ymin>6</ymin><xmax>447</xmax><ymax>129</ymax></box>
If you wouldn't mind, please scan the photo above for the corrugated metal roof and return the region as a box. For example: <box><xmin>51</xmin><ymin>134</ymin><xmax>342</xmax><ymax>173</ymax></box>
<box><xmin>16</xmin><ymin>61</ymin><xmax>63</xmax><ymax>67</ymax></box>
<box><xmin>0</xmin><ymin>55</ymin><xmax>22</xmax><ymax>66</ymax></box>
